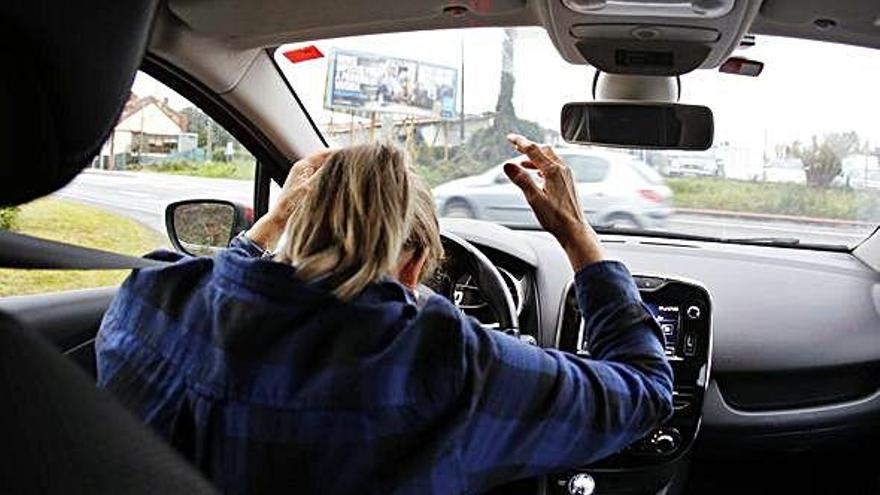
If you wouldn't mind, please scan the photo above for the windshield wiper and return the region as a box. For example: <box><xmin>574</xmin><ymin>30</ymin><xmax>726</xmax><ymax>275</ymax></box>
<box><xmin>725</xmin><ymin>236</ymin><xmax>800</xmax><ymax>247</ymax></box>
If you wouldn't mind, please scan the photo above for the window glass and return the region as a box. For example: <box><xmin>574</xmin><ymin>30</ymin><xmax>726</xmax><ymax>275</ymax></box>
<box><xmin>0</xmin><ymin>71</ymin><xmax>255</xmax><ymax>296</ymax></box>
<box><xmin>276</xmin><ymin>29</ymin><xmax>880</xmax><ymax>248</ymax></box>
<box><xmin>564</xmin><ymin>155</ymin><xmax>609</xmax><ymax>183</ymax></box>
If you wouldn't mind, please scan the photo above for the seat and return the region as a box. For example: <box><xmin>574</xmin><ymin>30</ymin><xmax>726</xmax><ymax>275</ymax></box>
<box><xmin>0</xmin><ymin>1</ymin><xmax>216</xmax><ymax>492</ymax></box>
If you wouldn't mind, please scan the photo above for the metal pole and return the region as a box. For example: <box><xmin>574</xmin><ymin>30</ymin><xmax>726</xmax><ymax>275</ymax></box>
<box><xmin>459</xmin><ymin>36</ymin><xmax>465</xmax><ymax>143</ymax></box>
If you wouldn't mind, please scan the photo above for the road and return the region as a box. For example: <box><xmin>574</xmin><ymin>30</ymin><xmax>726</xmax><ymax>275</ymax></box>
<box><xmin>55</xmin><ymin>170</ymin><xmax>872</xmax><ymax>247</ymax></box>
<box><xmin>55</xmin><ymin>170</ymin><xmax>254</xmax><ymax>234</ymax></box>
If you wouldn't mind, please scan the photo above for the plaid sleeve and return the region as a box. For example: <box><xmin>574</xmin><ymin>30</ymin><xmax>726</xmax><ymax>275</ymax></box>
<box><xmin>228</xmin><ymin>231</ymin><xmax>268</xmax><ymax>258</ymax></box>
<box><xmin>456</xmin><ymin>261</ymin><xmax>673</xmax><ymax>490</ymax></box>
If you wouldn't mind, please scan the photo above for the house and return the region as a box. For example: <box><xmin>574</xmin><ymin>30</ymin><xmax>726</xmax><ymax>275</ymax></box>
<box><xmin>98</xmin><ymin>93</ymin><xmax>192</xmax><ymax>168</ymax></box>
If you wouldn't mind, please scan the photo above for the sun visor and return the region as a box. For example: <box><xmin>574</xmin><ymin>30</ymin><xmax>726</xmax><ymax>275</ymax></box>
<box><xmin>0</xmin><ymin>0</ymin><xmax>160</xmax><ymax>206</ymax></box>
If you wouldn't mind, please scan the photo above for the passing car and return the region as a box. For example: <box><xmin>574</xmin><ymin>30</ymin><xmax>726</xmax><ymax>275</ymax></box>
<box><xmin>763</xmin><ymin>157</ymin><xmax>807</xmax><ymax>184</ymax></box>
<box><xmin>433</xmin><ymin>149</ymin><xmax>673</xmax><ymax>229</ymax></box>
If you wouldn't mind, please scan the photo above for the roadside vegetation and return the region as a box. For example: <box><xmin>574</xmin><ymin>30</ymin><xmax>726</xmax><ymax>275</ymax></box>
<box><xmin>0</xmin><ymin>199</ymin><xmax>162</xmax><ymax>296</ymax></box>
<box><xmin>0</xmin><ymin>206</ymin><xmax>19</xmax><ymax>230</ymax></box>
<box><xmin>669</xmin><ymin>177</ymin><xmax>880</xmax><ymax>222</ymax></box>
<box><xmin>131</xmin><ymin>159</ymin><xmax>255</xmax><ymax>180</ymax></box>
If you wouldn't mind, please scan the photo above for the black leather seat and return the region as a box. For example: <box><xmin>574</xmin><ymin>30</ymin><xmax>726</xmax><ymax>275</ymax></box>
<box><xmin>0</xmin><ymin>1</ymin><xmax>216</xmax><ymax>492</ymax></box>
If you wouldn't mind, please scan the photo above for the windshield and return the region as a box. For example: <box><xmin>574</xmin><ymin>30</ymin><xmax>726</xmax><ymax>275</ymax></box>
<box><xmin>275</xmin><ymin>28</ymin><xmax>880</xmax><ymax>248</ymax></box>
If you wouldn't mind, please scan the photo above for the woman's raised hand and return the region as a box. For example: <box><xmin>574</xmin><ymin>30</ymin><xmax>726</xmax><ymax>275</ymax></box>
<box><xmin>503</xmin><ymin>134</ymin><xmax>605</xmax><ymax>270</ymax></box>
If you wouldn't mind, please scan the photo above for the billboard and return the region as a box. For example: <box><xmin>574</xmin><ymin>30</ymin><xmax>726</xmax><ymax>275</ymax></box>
<box><xmin>325</xmin><ymin>50</ymin><xmax>458</xmax><ymax>118</ymax></box>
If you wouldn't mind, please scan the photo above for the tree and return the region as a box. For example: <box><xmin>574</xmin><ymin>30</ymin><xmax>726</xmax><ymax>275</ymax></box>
<box><xmin>788</xmin><ymin>132</ymin><xmax>861</xmax><ymax>187</ymax></box>
<box><xmin>461</xmin><ymin>28</ymin><xmax>546</xmax><ymax>169</ymax></box>
<box><xmin>180</xmin><ymin>107</ymin><xmax>237</xmax><ymax>152</ymax></box>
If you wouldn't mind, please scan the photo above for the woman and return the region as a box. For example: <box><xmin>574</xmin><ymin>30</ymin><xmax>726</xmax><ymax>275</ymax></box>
<box><xmin>96</xmin><ymin>136</ymin><xmax>672</xmax><ymax>494</ymax></box>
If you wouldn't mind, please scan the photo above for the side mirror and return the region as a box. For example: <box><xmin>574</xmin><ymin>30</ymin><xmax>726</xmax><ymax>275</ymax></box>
<box><xmin>165</xmin><ymin>199</ymin><xmax>253</xmax><ymax>256</ymax></box>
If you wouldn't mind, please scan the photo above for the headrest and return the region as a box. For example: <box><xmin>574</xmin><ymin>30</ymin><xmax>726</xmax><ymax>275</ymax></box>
<box><xmin>0</xmin><ymin>0</ymin><xmax>160</xmax><ymax>206</ymax></box>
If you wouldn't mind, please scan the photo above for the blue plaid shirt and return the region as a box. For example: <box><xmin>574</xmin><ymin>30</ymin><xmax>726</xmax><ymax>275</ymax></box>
<box><xmin>96</xmin><ymin>236</ymin><xmax>672</xmax><ymax>494</ymax></box>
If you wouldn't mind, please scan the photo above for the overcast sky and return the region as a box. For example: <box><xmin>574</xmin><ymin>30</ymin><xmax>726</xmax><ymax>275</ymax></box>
<box><xmin>134</xmin><ymin>27</ymin><xmax>880</xmax><ymax>153</ymax></box>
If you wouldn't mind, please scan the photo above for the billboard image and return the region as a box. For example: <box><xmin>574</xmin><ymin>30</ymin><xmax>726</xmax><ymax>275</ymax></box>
<box><xmin>325</xmin><ymin>50</ymin><xmax>458</xmax><ymax>118</ymax></box>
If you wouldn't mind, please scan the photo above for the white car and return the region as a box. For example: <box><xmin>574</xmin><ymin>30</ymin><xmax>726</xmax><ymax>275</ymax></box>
<box><xmin>433</xmin><ymin>149</ymin><xmax>673</xmax><ymax>230</ymax></box>
<box><xmin>666</xmin><ymin>155</ymin><xmax>722</xmax><ymax>177</ymax></box>
<box><xmin>763</xmin><ymin>158</ymin><xmax>807</xmax><ymax>184</ymax></box>
<box><xmin>838</xmin><ymin>168</ymin><xmax>880</xmax><ymax>190</ymax></box>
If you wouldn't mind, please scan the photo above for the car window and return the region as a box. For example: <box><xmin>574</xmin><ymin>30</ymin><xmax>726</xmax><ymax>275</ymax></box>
<box><xmin>563</xmin><ymin>155</ymin><xmax>609</xmax><ymax>183</ymax></box>
<box><xmin>630</xmin><ymin>160</ymin><xmax>665</xmax><ymax>185</ymax></box>
<box><xmin>0</xmin><ymin>71</ymin><xmax>256</xmax><ymax>297</ymax></box>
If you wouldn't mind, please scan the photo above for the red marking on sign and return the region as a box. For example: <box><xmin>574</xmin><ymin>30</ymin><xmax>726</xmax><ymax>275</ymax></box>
<box><xmin>283</xmin><ymin>45</ymin><xmax>324</xmax><ymax>64</ymax></box>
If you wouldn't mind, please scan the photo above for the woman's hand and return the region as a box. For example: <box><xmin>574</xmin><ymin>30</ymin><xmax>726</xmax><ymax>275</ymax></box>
<box><xmin>503</xmin><ymin>134</ymin><xmax>605</xmax><ymax>271</ymax></box>
<box><xmin>246</xmin><ymin>149</ymin><xmax>334</xmax><ymax>251</ymax></box>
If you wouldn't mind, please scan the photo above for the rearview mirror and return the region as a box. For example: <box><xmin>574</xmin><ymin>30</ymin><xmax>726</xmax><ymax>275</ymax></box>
<box><xmin>561</xmin><ymin>102</ymin><xmax>713</xmax><ymax>150</ymax></box>
<box><xmin>165</xmin><ymin>199</ymin><xmax>253</xmax><ymax>256</ymax></box>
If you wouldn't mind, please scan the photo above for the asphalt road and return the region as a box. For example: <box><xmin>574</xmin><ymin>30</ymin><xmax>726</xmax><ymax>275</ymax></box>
<box><xmin>55</xmin><ymin>170</ymin><xmax>872</xmax><ymax>248</ymax></box>
<box><xmin>55</xmin><ymin>170</ymin><xmax>254</xmax><ymax>234</ymax></box>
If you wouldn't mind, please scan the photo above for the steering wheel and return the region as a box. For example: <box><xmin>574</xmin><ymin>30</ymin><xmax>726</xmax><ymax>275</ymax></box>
<box><xmin>424</xmin><ymin>232</ymin><xmax>519</xmax><ymax>334</ymax></box>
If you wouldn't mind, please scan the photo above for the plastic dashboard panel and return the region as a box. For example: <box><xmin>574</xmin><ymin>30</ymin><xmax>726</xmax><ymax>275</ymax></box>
<box><xmin>441</xmin><ymin>219</ymin><xmax>880</xmax><ymax>446</ymax></box>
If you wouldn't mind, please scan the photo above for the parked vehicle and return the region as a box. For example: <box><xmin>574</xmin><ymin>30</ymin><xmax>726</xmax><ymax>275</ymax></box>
<box><xmin>838</xmin><ymin>154</ymin><xmax>880</xmax><ymax>189</ymax></box>
<box><xmin>837</xmin><ymin>168</ymin><xmax>880</xmax><ymax>190</ymax></box>
<box><xmin>665</xmin><ymin>154</ymin><xmax>722</xmax><ymax>177</ymax></box>
<box><xmin>433</xmin><ymin>149</ymin><xmax>673</xmax><ymax>229</ymax></box>
<box><xmin>763</xmin><ymin>158</ymin><xmax>807</xmax><ymax>184</ymax></box>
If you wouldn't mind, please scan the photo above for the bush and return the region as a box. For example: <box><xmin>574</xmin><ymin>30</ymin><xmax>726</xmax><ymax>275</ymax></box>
<box><xmin>140</xmin><ymin>159</ymin><xmax>255</xmax><ymax>180</ymax></box>
<box><xmin>0</xmin><ymin>206</ymin><xmax>20</xmax><ymax>230</ymax></box>
<box><xmin>413</xmin><ymin>155</ymin><xmax>483</xmax><ymax>187</ymax></box>
<box><xmin>668</xmin><ymin>177</ymin><xmax>880</xmax><ymax>222</ymax></box>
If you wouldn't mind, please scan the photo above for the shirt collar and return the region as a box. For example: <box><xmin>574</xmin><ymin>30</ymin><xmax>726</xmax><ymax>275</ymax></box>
<box><xmin>215</xmin><ymin>248</ymin><xmax>415</xmax><ymax>308</ymax></box>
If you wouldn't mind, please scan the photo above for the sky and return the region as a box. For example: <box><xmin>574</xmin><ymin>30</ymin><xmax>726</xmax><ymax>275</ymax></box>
<box><xmin>134</xmin><ymin>27</ymin><xmax>880</xmax><ymax>154</ymax></box>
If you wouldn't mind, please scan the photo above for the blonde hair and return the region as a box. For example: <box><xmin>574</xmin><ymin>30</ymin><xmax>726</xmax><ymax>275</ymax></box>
<box><xmin>404</xmin><ymin>176</ymin><xmax>444</xmax><ymax>281</ymax></box>
<box><xmin>276</xmin><ymin>143</ymin><xmax>412</xmax><ymax>300</ymax></box>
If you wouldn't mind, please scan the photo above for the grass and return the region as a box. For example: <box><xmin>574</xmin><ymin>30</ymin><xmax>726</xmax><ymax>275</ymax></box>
<box><xmin>668</xmin><ymin>177</ymin><xmax>880</xmax><ymax>222</ymax></box>
<box><xmin>135</xmin><ymin>159</ymin><xmax>255</xmax><ymax>180</ymax></box>
<box><xmin>0</xmin><ymin>199</ymin><xmax>163</xmax><ymax>297</ymax></box>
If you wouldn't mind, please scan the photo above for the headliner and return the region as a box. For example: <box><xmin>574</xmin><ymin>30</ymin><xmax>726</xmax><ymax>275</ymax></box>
<box><xmin>166</xmin><ymin>0</ymin><xmax>880</xmax><ymax>53</ymax></box>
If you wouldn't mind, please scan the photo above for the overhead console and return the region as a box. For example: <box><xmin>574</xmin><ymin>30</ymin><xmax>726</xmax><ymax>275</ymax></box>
<box><xmin>552</xmin><ymin>274</ymin><xmax>712</xmax><ymax>494</ymax></box>
<box><xmin>542</xmin><ymin>0</ymin><xmax>763</xmax><ymax>75</ymax></box>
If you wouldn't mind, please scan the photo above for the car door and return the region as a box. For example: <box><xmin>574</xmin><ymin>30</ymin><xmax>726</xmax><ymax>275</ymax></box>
<box><xmin>0</xmin><ymin>70</ymin><xmax>264</xmax><ymax>379</ymax></box>
<box><xmin>472</xmin><ymin>165</ymin><xmax>541</xmax><ymax>226</ymax></box>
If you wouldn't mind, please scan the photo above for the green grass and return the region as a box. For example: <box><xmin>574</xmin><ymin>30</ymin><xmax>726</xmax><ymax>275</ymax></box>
<box><xmin>0</xmin><ymin>206</ymin><xmax>19</xmax><ymax>230</ymax></box>
<box><xmin>136</xmin><ymin>160</ymin><xmax>255</xmax><ymax>180</ymax></box>
<box><xmin>668</xmin><ymin>177</ymin><xmax>880</xmax><ymax>222</ymax></box>
<box><xmin>0</xmin><ymin>199</ymin><xmax>163</xmax><ymax>297</ymax></box>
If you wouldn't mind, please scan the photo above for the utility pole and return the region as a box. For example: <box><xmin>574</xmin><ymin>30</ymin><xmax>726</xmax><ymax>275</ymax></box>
<box><xmin>108</xmin><ymin>130</ymin><xmax>116</xmax><ymax>170</ymax></box>
<box><xmin>206</xmin><ymin>117</ymin><xmax>213</xmax><ymax>161</ymax></box>
<box><xmin>459</xmin><ymin>36</ymin><xmax>465</xmax><ymax>143</ymax></box>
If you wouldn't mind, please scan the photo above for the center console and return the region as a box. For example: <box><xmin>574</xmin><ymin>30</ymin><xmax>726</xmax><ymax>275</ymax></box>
<box><xmin>552</xmin><ymin>275</ymin><xmax>712</xmax><ymax>495</ymax></box>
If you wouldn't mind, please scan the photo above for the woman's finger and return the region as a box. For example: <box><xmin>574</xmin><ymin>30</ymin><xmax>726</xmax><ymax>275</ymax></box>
<box><xmin>503</xmin><ymin>162</ymin><xmax>545</xmax><ymax>206</ymax></box>
<box><xmin>506</xmin><ymin>134</ymin><xmax>553</xmax><ymax>169</ymax></box>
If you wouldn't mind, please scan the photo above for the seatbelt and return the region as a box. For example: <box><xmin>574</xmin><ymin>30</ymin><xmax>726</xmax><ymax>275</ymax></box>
<box><xmin>0</xmin><ymin>230</ymin><xmax>168</xmax><ymax>269</ymax></box>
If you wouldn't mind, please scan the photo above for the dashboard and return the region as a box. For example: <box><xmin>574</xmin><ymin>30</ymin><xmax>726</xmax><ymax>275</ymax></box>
<box><xmin>439</xmin><ymin>218</ymin><xmax>880</xmax><ymax>495</ymax></box>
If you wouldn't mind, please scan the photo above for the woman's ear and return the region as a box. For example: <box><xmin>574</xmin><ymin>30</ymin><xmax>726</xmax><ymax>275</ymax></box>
<box><xmin>396</xmin><ymin>250</ymin><xmax>428</xmax><ymax>290</ymax></box>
